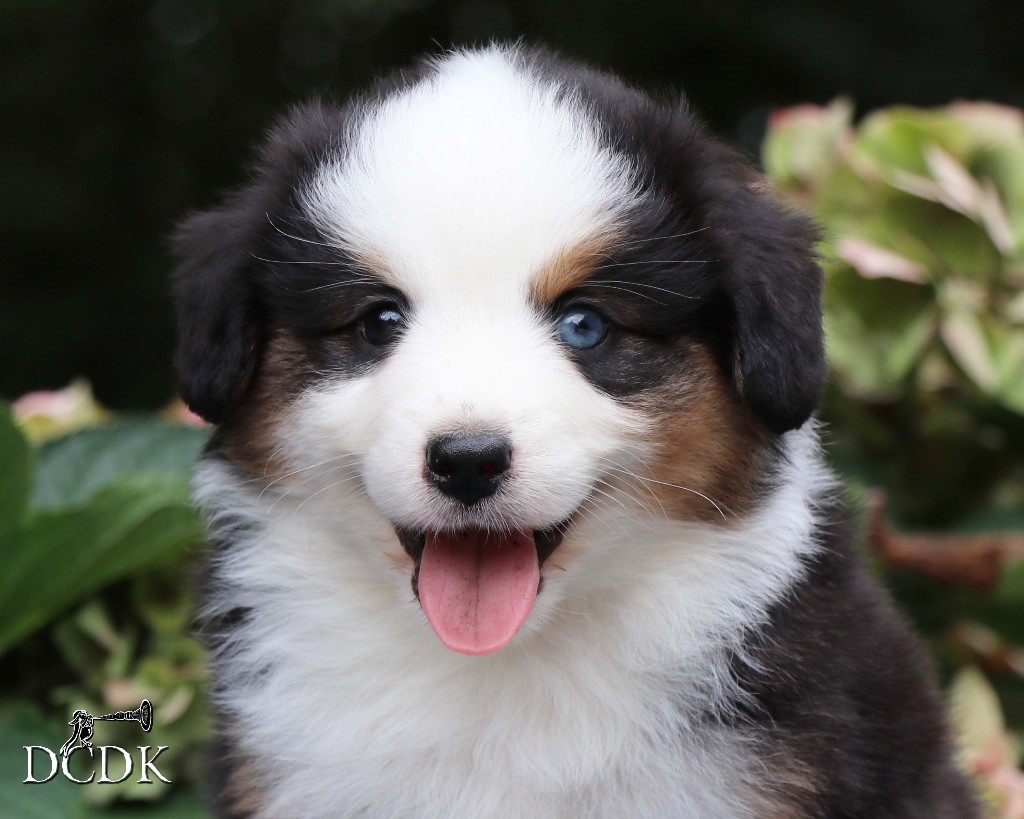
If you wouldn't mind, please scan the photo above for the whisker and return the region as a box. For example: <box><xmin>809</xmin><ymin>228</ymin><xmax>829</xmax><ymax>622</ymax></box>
<box><xmin>290</xmin><ymin>473</ymin><xmax>365</xmax><ymax>518</ymax></box>
<box><xmin>251</xmin><ymin>254</ymin><xmax>366</xmax><ymax>268</ymax></box>
<box><xmin>595</xmin><ymin>470</ymin><xmax>667</xmax><ymax>522</ymax></box>
<box><xmin>585</xmin><ymin>483</ymin><xmax>641</xmax><ymax>524</ymax></box>
<box><xmin>266</xmin><ymin>463</ymin><xmax>359</xmax><ymax>514</ymax></box>
<box><xmin>604</xmin><ymin>463</ymin><xmax>728</xmax><ymax>520</ymax></box>
<box><xmin>263</xmin><ymin>442</ymin><xmax>290</xmax><ymax>477</ymax></box>
<box><xmin>578</xmin><ymin>280</ymin><xmax>698</xmax><ymax>300</ymax></box>
<box><xmin>300</xmin><ymin>279</ymin><xmax>378</xmax><ymax>293</ymax></box>
<box><xmin>573</xmin><ymin>283</ymin><xmax>665</xmax><ymax>304</ymax></box>
<box><xmin>615</xmin><ymin>226</ymin><xmax>711</xmax><ymax>249</ymax></box>
<box><xmin>592</xmin><ymin>470</ymin><xmax>657</xmax><ymax>514</ymax></box>
<box><xmin>257</xmin><ymin>454</ymin><xmax>359</xmax><ymax>502</ymax></box>
<box><xmin>571</xmin><ymin>495</ymin><xmax>635</xmax><ymax>545</ymax></box>
<box><xmin>234</xmin><ymin>442</ymin><xmax>293</xmax><ymax>484</ymax></box>
<box><xmin>592</xmin><ymin>259</ymin><xmax>716</xmax><ymax>271</ymax></box>
<box><xmin>266</xmin><ymin>212</ymin><xmax>339</xmax><ymax>249</ymax></box>
<box><xmin>576</xmin><ymin>476</ymin><xmax>654</xmax><ymax>533</ymax></box>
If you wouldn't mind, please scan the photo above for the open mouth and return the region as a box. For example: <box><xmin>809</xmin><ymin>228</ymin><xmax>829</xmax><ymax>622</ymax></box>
<box><xmin>396</xmin><ymin>520</ymin><xmax>570</xmax><ymax>656</ymax></box>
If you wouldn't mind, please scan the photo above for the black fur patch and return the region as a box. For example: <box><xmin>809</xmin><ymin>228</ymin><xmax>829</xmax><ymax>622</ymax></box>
<box><xmin>725</xmin><ymin>498</ymin><xmax>980</xmax><ymax>817</ymax></box>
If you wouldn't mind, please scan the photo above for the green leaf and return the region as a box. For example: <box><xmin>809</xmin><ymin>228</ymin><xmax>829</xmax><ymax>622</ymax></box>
<box><xmin>824</xmin><ymin>267</ymin><xmax>936</xmax><ymax>397</ymax></box>
<box><xmin>853</xmin><ymin>107</ymin><xmax>973</xmax><ymax>178</ymax></box>
<box><xmin>807</xmin><ymin>162</ymin><xmax>880</xmax><ymax>230</ymax></box>
<box><xmin>948</xmin><ymin>666</ymin><xmax>1011</xmax><ymax>762</ymax></box>
<box><xmin>995</xmin><ymin>559</ymin><xmax>1024</xmax><ymax>606</ymax></box>
<box><xmin>0</xmin><ymin>477</ymin><xmax>204</xmax><ymax>655</ymax></box>
<box><xmin>974</xmin><ymin>145</ymin><xmax>1024</xmax><ymax>250</ymax></box>
<box><xmin>948</xmin><ymin>102</ymin><xmax>1024</xmax><ymax>151</ymax></box>
<box><xmin>882</xmin><ymin>195</ymin><xmax>1001</xmax><ymax>280</ymax></box>
<box><xmin>761</xmin><ymin>100</ymin><xmax>852</xmax><ymax>189</ymax></box>
<box><xmin>32</xmin><ymin>421</ymin><xmax>208</xmax><ymax>513</ymax></box>
<box><xmin>82</xmin><ymin>787</ymin><xmax>210</xmax><ymax>818</ymax></box>
<box><xmin>0</xmin><ymin>403</ymin><xmax>31</xmax><ymax>544</ymax></box>
<box><xmin>941</xmin><ymin>307</ymin><xmax>1024</xmax><ymax>414</ymax></box>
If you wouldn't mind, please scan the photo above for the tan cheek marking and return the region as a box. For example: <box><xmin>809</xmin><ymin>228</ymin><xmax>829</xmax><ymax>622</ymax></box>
<box><xmin>219</xmin><ymin>329</ymin><xmax>310</xmax><ymax>478</ymax></box>
<box><xmin>635</xmin><ymin>345</ymin><xmax>767</xmax><ymax>523</ymax></box>
<box><xmin>223</xmin><ymin>351</ymin><xmax>416</xmax><ymax>573</ymax></box>
<box><xmin>529</xmin><ymin>230</ymin><xmax>619</xmax><ymax>304</ymax></box>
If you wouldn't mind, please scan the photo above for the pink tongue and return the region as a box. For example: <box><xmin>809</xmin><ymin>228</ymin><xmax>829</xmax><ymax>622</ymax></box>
<box><xmin>418</xmin><ymin>530</ymin><xmax>540</xmax><ymax>655</ymax></box>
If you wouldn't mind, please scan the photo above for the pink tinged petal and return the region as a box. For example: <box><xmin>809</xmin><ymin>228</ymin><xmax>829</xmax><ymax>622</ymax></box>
<box><xmin>941</xmin><ymin>312</ymin><xmax>999</xmax><ymax>391</ymax></box>
<box><xmin>768</xmin><ymin>103</ymin><xmax>831</xmax><ymax>129</ymax></box>
<box><xmin>924</xmin><ymin>145</ymin><xmax>985</xmax><ymax>216</ymax></box>
<box><xmin>836</xmin><ymin>237</ymin><xmax>928</xmax><ymax>283</ymax></box>
<box><xmin>11</xmin><ymin>379</ymin><xmax>108</xmax><ymax>441</ymax></box>
<box><xmin>978</xmin><ymin>179</ymin><xmax>1018</xmax><ymax>256</ymax></box>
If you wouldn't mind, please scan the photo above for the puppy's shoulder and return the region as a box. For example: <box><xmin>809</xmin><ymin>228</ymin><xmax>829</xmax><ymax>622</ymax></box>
<box><xmin>730</xmin><ymin>500</ymin><xmax>981</xmax><ymax>817</ymax></box>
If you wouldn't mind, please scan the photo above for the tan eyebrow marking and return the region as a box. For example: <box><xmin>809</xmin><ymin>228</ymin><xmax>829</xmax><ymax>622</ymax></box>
<box><xmin>529</xmin><ymin>230</ymin><xmax>620</xmax><ymax>304</ymax></box>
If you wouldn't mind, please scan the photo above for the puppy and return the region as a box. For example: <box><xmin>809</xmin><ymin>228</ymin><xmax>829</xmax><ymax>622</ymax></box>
<box><xmin>172</xmin><ymin>45</ymin><xmax>979</xmax><ymax>818</ymax></box>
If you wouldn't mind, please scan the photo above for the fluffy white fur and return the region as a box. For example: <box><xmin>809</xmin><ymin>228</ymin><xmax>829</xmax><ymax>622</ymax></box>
<box><xmin>195</xmin><ymin>47</ymin><xmax>835</xmax><ymax>817</ymax></box>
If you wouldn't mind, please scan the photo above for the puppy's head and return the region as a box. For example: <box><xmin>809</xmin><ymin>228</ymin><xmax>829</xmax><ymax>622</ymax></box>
<box><xmin>173</xmin><ymin>47</ymin><xmax>824</xmax><ymax>656</ymax></box>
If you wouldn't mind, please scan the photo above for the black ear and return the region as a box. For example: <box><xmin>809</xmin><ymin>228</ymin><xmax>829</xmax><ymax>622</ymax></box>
<box><xmin>719</xmin><ymin>185</ymin><xmax>826</xmax><ymax>434</ymax></box>
<box><xmin>169</xmin><ymin>102</ymin><xmax>339</xmax><ymax>424</ymax></box>
<box><xmin>170</xmin><ymin>204</ymin><xmax>261</xmax><ymax>425</ymax></box>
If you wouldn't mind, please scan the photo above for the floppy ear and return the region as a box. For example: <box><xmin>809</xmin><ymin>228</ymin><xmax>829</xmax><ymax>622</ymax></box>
<box><xmin>171</xmin><ymin>204</ymin><xmax>261</xmax><ymax>425</ymax></box>
<box><xmin>169</xmin><ymin>102</ymin><xmax>341</xmax><ymax>424</ymax></box>
<box><xmin>720</xmin><ymin>185</ymin><xmax>826</xmax><ymax>435</ymax></box>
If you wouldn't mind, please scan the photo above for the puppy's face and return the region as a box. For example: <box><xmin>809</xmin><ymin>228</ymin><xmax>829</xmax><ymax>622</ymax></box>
<box><xmin>174</xmin><ymin>49</ymin><xmax>825</xmax><ymax>655</ymax></box>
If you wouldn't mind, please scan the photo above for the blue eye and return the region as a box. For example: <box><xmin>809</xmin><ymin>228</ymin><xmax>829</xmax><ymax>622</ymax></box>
<box><xmin>556</xmin><ymin>308</ymin><xmax>608</xmax><ymax>350</ymax></box>
<box><xmin>360</xmin><ymin>304</ymin><xmax>405</xmax><ymax>345</ymax></box>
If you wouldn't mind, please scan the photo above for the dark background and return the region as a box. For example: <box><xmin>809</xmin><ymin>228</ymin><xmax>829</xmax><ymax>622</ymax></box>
<box><xmin>3</xmin><ymin>0</ymin><xmax>1023</xmax><ymax>409</ymax></box>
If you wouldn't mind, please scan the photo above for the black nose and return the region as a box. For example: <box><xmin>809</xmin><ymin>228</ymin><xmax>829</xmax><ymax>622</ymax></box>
<box><xmin>426</xmin><ymin>433</ymin><xmax>512</xmax><ymax>506</ymax></box>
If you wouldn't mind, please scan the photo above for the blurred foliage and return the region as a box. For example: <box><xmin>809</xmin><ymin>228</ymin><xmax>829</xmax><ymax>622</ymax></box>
<box><xmin>0</xmin><ymin>395</ymin><xmax>212</xmax><ymax>816</ymax></box>
<box><xmin>765</xmin><ymin>99</ymin><xmax>1024</xmax><ymax>526</ymax></box>
<box><xmin>767</xmin><ymin>100</ymin><xmax>1024</xmax><ymax>817</ymax></box>
<box><xmin>0</xmin><ymin>405</ymin><xmax>207</xmax><ymax>655</ymax></box>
